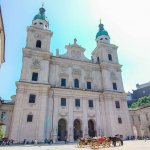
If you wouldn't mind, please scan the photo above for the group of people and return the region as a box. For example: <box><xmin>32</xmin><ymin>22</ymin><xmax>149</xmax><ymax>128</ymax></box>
<box><xmin>1</xmin><ymin>138</ymin><xmax>13</xmax><ymax>146</ymax></box>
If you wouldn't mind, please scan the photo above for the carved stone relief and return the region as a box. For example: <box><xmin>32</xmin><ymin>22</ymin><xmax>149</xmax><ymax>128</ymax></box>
<box><xmin>32</xmin><ymin>58</ymin><xmax>41</xmax><ymax>69</ymax></box>
<box><xmin>110</xmin><ymin>72</ymin><xmax>117</xmax><ymax>80</ymax></box>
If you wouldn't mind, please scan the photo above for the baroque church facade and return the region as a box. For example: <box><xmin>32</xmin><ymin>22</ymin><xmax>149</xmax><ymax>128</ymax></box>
<box><xmin>9</xmin><ymin>6</ymin><xmax>132</xmax><ymax>142</ymax></box>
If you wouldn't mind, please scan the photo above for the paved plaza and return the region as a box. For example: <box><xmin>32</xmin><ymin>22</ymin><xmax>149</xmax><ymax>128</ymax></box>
<box><xmin>0</xmin><ymin>141</ymin><xmax>150</xmax><ymax>150</ymax></box>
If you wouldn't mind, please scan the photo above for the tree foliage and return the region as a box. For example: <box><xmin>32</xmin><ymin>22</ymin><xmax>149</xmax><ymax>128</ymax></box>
<box><xmin>131</xmin><ymin>95</ymin><xmax>150</xmax><ymax>108</ymax></box>
<box><xmin>0</xmin><ymin>126</ymin><xmax>3</xmax><ymax>139</ymax></box>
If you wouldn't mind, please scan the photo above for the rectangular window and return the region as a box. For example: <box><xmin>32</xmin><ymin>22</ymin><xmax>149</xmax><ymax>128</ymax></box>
<box><xmin>118</xmin><ymin>117</ymin><xmax>122</xmax><ymax>124</ymax></box>
<box><xmin>115</xmin><ymin>101</ymin><xmax>120</xmax><ymax>108</ymax></box>
<box><xmin>61</xmin><ymin>98</ymin><xmax>66</xmax><ymax>106</ymax></box>
<box><xmin>108</xmin><ymin>54</ymin><xmax>112</xmax><ymax>61</ymax></box>
<box><xmin>89</xmin><ymin>100</ymin><xmax>93</xmax><ymax>108</ymax></box>
<box><xmin>75</xmin><ymin>99</ymin><xmax>80</xmax><ymax>107</ymax></box>
<box><xmin>32</xmin><ymin>72</ymin><xmax>38</xmax><ymax>81</ymax></box>
<box><xmin>61</xmin><ymin>78</ymin><xmax>66</xmax><ymax>87</ymax></box>
<box><xmin>29</xmin><ymin>95</ymin><xmax>36</xmax><ymax>103</ymax></box>
<box><xmin>27</xmin><ymin>115</ymin><xmax>33</xmax><ymax>122</ymax></box>
<box><xmin>1</xmin><ymin>112</ymin><xmax>6</xmax><ymax>120</ymax></box>
<box><xmin>113</xmin><ymin>83</ymin><xmax>117</xmax><ymax>90</ymax></box>
<box><xmin>87</xmin><ymin>82</ymin><xmax>91</xmax><ymax>89</ymax></box>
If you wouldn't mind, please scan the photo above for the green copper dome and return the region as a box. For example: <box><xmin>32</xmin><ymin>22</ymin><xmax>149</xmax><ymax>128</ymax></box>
<box><xmin>33</xmin><ymin>7</ymin><xmax>49</xmax><ymax>23</ymax></box>
<box><xmin>96</xmin><ymin>23</ymin><xmax>109</xmax><ymax>39</ymax></box>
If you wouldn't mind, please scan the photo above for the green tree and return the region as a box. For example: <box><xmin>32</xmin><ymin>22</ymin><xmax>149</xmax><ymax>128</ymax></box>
<box><xmin>131</xmin><ymin>95</ymin><xmax>150</xmax><ymax>108</ymax></box>
<box><xmin>0</xmin><ymin>126</ymin><xmax>3</xmax><ymax>139</ymax></box>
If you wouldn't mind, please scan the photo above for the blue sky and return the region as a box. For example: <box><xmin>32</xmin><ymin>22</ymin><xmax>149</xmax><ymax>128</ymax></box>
<box><xmin>0</xmin><ymin>0</ymin><xmax>150</xmax><ymax>100</ymax></box>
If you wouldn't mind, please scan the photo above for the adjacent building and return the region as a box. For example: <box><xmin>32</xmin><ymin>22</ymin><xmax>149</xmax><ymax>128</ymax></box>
<box><xmin>129</xmin><ymin>104</ymin><xmax>150</xmax><ymax>138</ymax></box>
<box><xmin>0</xmin><ymin>6</ymin><xmax>133</xmax><ymax>142</ymax></box>
<box><xmin>0</xmin><ymin>99</ymin><xmax>14</xmax><ymax>138</ymax></box>
<box><xmin>127</xmin><ymin>81</ymin><xmax>150</xmax><ymax>107</ymax></box>
<box><xmin>0</xmin><ymin>7</ymin><xmax>5</xmax><ymax>67</ymax></box>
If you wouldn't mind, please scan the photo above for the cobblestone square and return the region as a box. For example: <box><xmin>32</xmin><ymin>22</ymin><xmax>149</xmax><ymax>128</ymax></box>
<box><xmin>0</xmin><ymin>141</ymin><xmax>150</xmax><ymax>150</ymax></box>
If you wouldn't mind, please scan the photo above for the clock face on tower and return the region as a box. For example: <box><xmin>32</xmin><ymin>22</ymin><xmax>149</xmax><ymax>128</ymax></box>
<box><xmin>34</xmin><ymin>33</ymin><xmax>41</xmax><ymax>38</ymax></box>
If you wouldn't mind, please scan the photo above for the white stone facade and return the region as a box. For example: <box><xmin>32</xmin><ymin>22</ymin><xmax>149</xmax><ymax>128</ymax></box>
<box><xmin>9</xmin><ymin>7</ymin><xmax>133</xmax><ymax>143</ymax></box>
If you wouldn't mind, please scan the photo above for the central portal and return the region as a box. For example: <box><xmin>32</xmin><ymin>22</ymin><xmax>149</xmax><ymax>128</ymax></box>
<box><xmin>74</xmin><ymin>119</ymin><xmax>82</xmax><ymax>141</ymax></box>
<box><xmin>88</xmin><ymin>119</ymin><xmax>96</xmax><ymax>137</ymax></box>
<box><xmin>58</xmin><ymin>119</ymin><xmax>67</xmax><ymax>141</ymax></box>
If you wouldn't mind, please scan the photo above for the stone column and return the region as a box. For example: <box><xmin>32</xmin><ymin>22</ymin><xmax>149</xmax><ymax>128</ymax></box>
<box><xmin>37</xmin><ymin>91</ymin><xmax>48</xmax><ymax>141</ymax></box>
<box><xmin>68</xmin><ymin>97</ymin><xmax>74</xmax><ymax>142</ymax></box>
<box><xmin>95</xmin><ymin>98</ymin><xmax>101</xmax><ymax>136</ymax></box>
<box><xmin>52</xmin><ymin>95</ymin><xmax>59</xmax><ymax>143</ymax></box>
<box><xmin>82</xmin><ymin>98</ymin><xmax>88</xmax><ymax>138</ymax></box>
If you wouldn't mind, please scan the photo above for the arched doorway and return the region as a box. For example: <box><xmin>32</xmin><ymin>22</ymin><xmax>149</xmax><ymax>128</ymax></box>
<box><xmin>88</xmin><ymin>120</ymin><xmax>96</xmax><ymax>137</ymax></box>
<box><xmin>133</xmin><ymin>126</ymin><xmax>138</xmax><ymax>138</ymax></box>
<box><xmin>58</xmin><ymin>119</ymin><xmax>67</xmax><ymax>141</ymax></box>
<box><xmin>0</xmin><ymin>123</ymin><xmax>6</xmax><ymax>140</ymax></box>
<box><xmin>74</xmin><ymin>119</ymin><xmax>82</xmax><ymax>141</ymax></box>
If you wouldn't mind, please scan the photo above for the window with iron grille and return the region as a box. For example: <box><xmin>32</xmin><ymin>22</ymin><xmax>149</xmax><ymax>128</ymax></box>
<box><xmin>89</xmin><ymin>100</ymin><xmax>93</xmax><ymax>108</ymax></box>
<box><xmin>75</xmin><ymin>99</ymin><xmax>80</xmax><ymax>107</ymax></box>
<box><xmin>87</xmin><ymin>82</ymin><xmax>91</xmax><ymax>89</ymax></box>
<box><xmin>61</xmin><ymin>98</ymin><xmax>66</xmax><ymax>106</ymax></box>
<box><xmin>32</xmin><ymin>72</ymin><xmax>38</xmax><ymax>81</ymax></box>
<box><xmin>118</xmin><ymin>117</ymin><xmax>122</xmax><ymax>124</ymax></box>
<box><xmin>115</xmin><ymin>101</ymin><xmax>120</xmax><ymax>108</ymax></box>
<box><xmin>27</xmin><ymin>114</ymin><xmax>33</xmax><ymax>122</ymax></box>
<box><xmin>61</xmin><ymin>78</ymin><xmax>66</xmax><ymax>87</ymax></box>
<box><xmin>29</xmin><ymin>95</ymin><xmax>36</xmax><ymax>103</ymax></box>
<box><xmin>108</xmin><ymin>54</ymin><xmax>112</xmax><ymax>61</ymax></box>
<box><xmin>74</xmin><ymin>79</ymin><xmax>79</xmax><ymax>88</ymax></box>
<box><xmin>113</xmin><ymin>82</ymin><xmax>117</xmax><ymax>90</ymax></box>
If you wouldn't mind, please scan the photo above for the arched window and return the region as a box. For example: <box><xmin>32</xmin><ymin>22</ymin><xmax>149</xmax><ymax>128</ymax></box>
<box><xmin>118</xmin><ymin>117</ymin><xmax>122</xmax><ymax>124</ymax></box>
<box><xmin>108</xmin><ymin>54</ymin><xmax>112</xmax><ymax>61</ymax></box>
<box><xmin>36</xmin><ymin>40</ymin><xmax>41</xmax><ymax>48</ymax></box>
<box><xmin>27</xmin><ymin>113</ymin><xmax>33</xmax><ymax>122</ymax></box>
<box><xmin>74</xmin><ymin>79</ymin><xmax>79</xmax><ymax>88</ymax></box>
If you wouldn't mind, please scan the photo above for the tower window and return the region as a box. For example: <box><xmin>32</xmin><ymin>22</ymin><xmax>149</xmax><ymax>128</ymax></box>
<box><xmin>34</xmin><ymin>22</ymin><xmax>37</xmax><ymax>25</ymax></box>
<box><xmin>118</xmin><ymin>117</ymin><xmax>122</xmax><ymax>124</ymax></box>
<box><xmin>108</xmin><ymin>54</ymin><xmax>112</xmax><ymax>61</ymax></box>
<box><xmin>75</xmin><ymin>99</ymin><xmax>80</xmax><ymax>107</ymax></box>
<box><xmin>105</xmin><ymin>38</ymin><xmax>108</xmax><ymax>40</ymax></box>
<box><xmin>27</xmin><ymin>114</ymin><xmax>33</xmax><ymax>122</ymax></box>
<box><xmin>115</xmin><ymin>101</ymin><xmax>120</xmax><ymax>108</ymax></box>
<box><xmin>61</xmin><ymin>78</ymin><xmax>66</xmax><ymax>87</ymax></box>
<box><xmin>74</xmin><ymin>79</ymin><xmax>79</xmax><ymax>88</ymax></box>
<box><xmin>32</xmin><ymin>72</ymin><xmax>38</xmax><ymax>81</ymax></box>
<box><xmin>89</xmin><ymin>100</ymin><xmax>93</xmax><ymax>108</ymax></box>
<box><xmin>113</xmin><ymin>83</ymin><xmax>117</xmax><ymax>90</ymax></box>
<box><xmin>36</xmin><ymin>40</ymin><xmax>41</xmax><ymax>48</ymax></box>
<box><xmin>61</xmin><ymin>98</ymin><xmax>66</xmax><ymax>106</ymax></box>
<box><xmin>39</xmin><ymin>22</ymin><xmax>43</xmax><ymax>25</ymax></box>
<box><xmin>87</xmin><ymin>82</ymin><xmax>91</xmax><ymax>89</ymax></box>
<box><xmin>29</xmin><ymin>94</ymin><xmax>36</xmax><ymax>103</ymax></box>
<box><xmin>100</xmin><ymin>38</ymin><xmax>103</xmax><ymax>40</ymax></box>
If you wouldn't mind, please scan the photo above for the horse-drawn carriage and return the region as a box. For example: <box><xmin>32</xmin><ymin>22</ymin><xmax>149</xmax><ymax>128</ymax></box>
<box><xmin>77</xmin><ymin>136</ymin><xmax>123</xmax><ymax>149</ymax></box>
<box><xmin>77</xmin><ymin>137</ymin><xmax>111</xmax><ymax>149</ymax></box>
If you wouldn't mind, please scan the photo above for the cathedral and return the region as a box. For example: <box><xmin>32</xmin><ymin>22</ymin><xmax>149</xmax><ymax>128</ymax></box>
<box><xmin>9</xmin><ymin>6</ymin><xmax>132</xmax><ymax>142</ymax></box>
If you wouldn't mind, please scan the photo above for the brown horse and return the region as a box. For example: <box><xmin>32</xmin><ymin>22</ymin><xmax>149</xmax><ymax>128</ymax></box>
<box><xmin>109</xmin><ymin>137</ymin><xmax>123</xmax><ymax>147</ymax></box>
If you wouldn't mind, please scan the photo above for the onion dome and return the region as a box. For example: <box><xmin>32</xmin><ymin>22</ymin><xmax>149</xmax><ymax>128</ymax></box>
<box><xmin>33</xmin><ymin>7</ymin><xmax>49</xmax><ymax>24</ymax></box>
<box><xmin>96</xmin><ymin>22</ymin><xmax>109</xmax><ymax>39</ymax></box>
